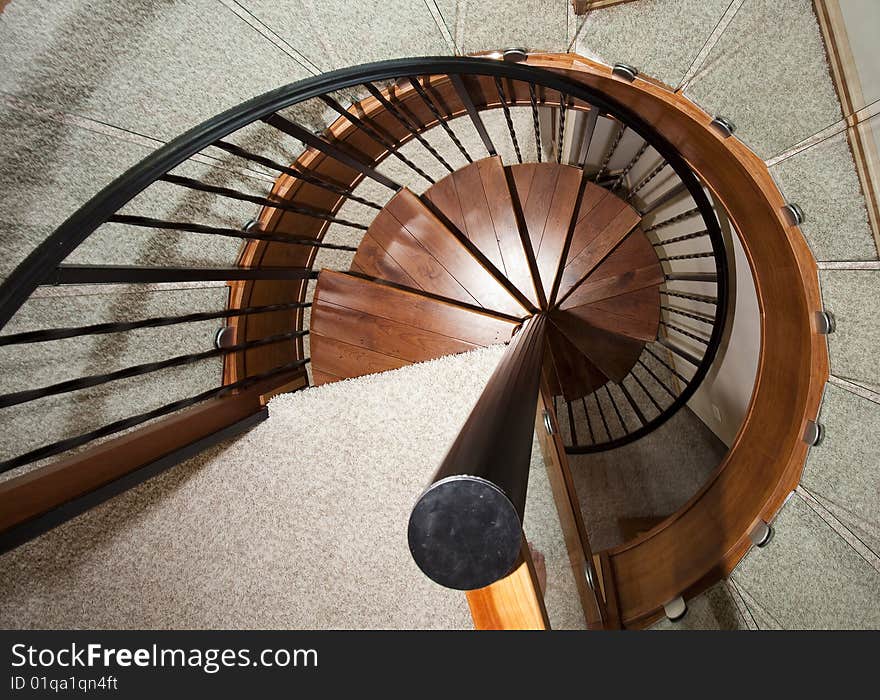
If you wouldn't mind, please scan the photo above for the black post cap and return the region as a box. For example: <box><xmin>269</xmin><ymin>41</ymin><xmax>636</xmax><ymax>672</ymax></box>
<box><xmin>407</xmin><ymin>475</ymin><xmax>522</xmax><ymax>591</ymax></box>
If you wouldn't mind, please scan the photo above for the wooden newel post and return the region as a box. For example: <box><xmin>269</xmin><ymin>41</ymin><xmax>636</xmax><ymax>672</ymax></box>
<box><xmin>408</xmin><ymin>314</ymin><xmax>548</xmax><ymax>590</ymax></box>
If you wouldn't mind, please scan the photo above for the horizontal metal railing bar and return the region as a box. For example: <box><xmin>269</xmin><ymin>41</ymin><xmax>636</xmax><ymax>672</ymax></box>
<box><xmin>657</xmin><ymin>336</ymin><xmax>702</xmax><ymax>367</ymax></box>
<box><xmin>158</xmin><ymin>173</ymin><xmax>369</xmax><ymax>229</ymax></box>
<box><xmin>652</xmin><ymin>230</ymin><xmax>710</xmax><ymax>247</ymax></box>
<box><xmin>211</xmin><ymin>140</ymin><xmax>383</xmax><ymax>209</ymax></box>
<box><xmin>665</xmin><ymin>273</ymin><xmax>718</xmax><ymax>283</ymax></box>
<box><xmin>0</xmin><ymin>301</ymin><xmax>311</xmax><ymax>346</ymax></box>
<box><xmin>48</xmin><ymin>265</ymin><xmax>320</xmax><ymax>285</ymax></box>
<box><xmin>109</xmin><ymin>215</ymin><xmax>358</xmax><ymax>250</ymax></box>
<box><xmin>262</xmin><ymin>112</ymin><xmax>402</xmax><ymax>191</ymax></box>
<box><xmin>660</xmin><ymin>305</ymin><xmax>715</xmax><ymax>325</ymax></box>
<box><xmin>0</xmin><ymin>358</ymin><xmax>310</xmax><ymax>474</ymax></box>
<box><xmin>660</xmin><ymin>289</ymin><xmax>718</xmax><ymax>305</ymax></box>
<box><xmin>660</xmin><ymin>320</ymin><xmax>710</xmax><ymax>345</ymax></box>
<box><xmin>0</xmin><ymin>330</ymin><xmax>308</xmax><ymax>409</ymax></box>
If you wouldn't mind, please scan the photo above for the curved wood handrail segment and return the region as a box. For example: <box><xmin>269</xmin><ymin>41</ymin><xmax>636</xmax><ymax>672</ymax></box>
<box><xmin>527</xmin><ymin>55</ymin><xmax>828</xmax><ymax>626</ymax></box>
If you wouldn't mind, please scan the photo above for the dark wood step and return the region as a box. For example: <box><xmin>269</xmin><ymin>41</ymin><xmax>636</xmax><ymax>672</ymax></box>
<box><xmin>310</xmin><ymin>271</ymin><xmax>519</xmax><ymax>384</ymax></box>
<box><xmin>352</xmin><ymin>188</ymin><xmax>525</xmax><ymax>317</ymax></box>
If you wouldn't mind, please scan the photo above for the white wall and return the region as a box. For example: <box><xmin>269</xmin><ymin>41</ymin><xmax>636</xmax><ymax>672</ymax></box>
<box><xmin>686</xmin><ymin>213</ymin><xmax>761</xmax><ymax>448</ymax></box>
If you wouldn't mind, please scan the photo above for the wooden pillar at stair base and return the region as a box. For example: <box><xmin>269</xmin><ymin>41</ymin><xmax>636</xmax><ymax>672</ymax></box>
<box><xmin>466</xmin><ymin>540</ymin><xmax>550</xmax><ymax>630</ymax></box>
<box><xmin>408</xmin><ymin>314</ymin><xmax>548</xmax><ymax>591</ymax></box>
<box><xmin>534</xmin><ymin>378</ymin><xmax>617</xmax><ymax>629</ymax></box>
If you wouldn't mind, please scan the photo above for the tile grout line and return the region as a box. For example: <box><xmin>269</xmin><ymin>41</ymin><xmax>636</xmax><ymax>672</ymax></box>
<box><xmin>676</xmin><ymin>0</ymin><xmax>746</xmax><ymax>92</ymax></box>
<box><xmin>219</xmin><ymin>0</ymin><xmax>323</xmax><ymax>75</ymax></box>
<box><xmin>817</xmin><ymin>260</ymin><xmax>880</xmax><ymax>269</ymax></box>
<box><xmin>795</xmin><ymin>486</ymin><xmax>880</xmax><ymax>574</ymax></box>
<box><xmin>828</xmin><ymin>375</ymin><xmax>880</xmax><ymax>405</ymax></box>
<box><xmin>765</xmin><ymin>98</ymin><xmax>880</xmax><ymax>167</ymax></box>
<box><xmin>724</xmin><ymin>578</ymin><xmax>760</xmax><ymax>630</ymax></box>
<box><xmin>727</xmin><ymin>576</ymin><xmax>783</xmax><ymax>630</ymax></box>
<box><xmin>423</xmin><ymin>0</ymin><xmax>458</xmax><ymax>55</ymax></box>
<box><xmin>0</xmin><ymin>92</ymin><xmax>275</xmax><ymax>183</ymax></box>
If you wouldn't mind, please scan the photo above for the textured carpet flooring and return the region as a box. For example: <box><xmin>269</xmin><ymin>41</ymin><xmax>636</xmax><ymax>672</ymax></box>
<box><xmin>0</xmin><ymin>345</ymin><xmax>590</xmax><ymax>629</ymax></box>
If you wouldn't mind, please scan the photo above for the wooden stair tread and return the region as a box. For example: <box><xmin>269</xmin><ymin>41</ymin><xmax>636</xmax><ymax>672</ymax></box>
<box><xmin>509</xmin><ymin>163</ymin><xmax>582</xmax><ymax>300</ymax></box>
<box><xmin>310</xmin><ymin>271</ymin><xmax>519</xmax><ymax>384</ymax></box>
<box><xmin>558</xmin><ymin>194</ymin><xmax>642</xmax><ymax>300</ymax></box>
<box><xmin>550</xmin><ymin>311</ymin><xmax>645</xmax><ymax>384</ymax></box>
<box><xmin>546</xmin><ymin>325</ymin><xmax>609</xmax><ymax>401</ymax></box>
<box><xmin>558</xmin><ymin>301</ymin><xmax>658</xmax><ymax>343</ymax></box>
<box><xmin>425</xmin><ymin>157</ymin><xmax>540</xmax><ymax>307</ymax></box>
<box><xmin>310</xmin><ymin>333</ymin><xmax>411</xmax><ymax>384</ymax></box>
<box><xmin>560</xmin><ymin>286</ymin><xmax>660</xmax><ymax>343</ymax></box>
<box><xmin>559</xmin><ymin>233</ymin><xmax>663</xmax><ymax>310</ymax></box>
<box><xmin>353</xmin><ymin>188</ymin><xmax>525</xmax><ymax>317</ymax></box>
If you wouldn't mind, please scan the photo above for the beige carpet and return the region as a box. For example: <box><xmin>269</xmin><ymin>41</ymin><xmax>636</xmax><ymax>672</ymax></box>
<box><xmin>0</xmin><ymin>345</ymin><xmax>588</xmax><ymax>630</ymax></box>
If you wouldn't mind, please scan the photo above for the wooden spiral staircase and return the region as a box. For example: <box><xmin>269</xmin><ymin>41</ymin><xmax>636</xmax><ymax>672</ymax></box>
<box><xmin>309</xmin><ymin>156</ymin><xmax>660</xmax><ymax>429</ymax></box>
<box><xmin>0</xmin><ymin>55</ymin><xmax>828</xmax><ymax>630</ymax></box>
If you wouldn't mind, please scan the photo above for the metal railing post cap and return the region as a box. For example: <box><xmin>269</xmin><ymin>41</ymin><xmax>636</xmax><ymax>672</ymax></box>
<box><xmin>612</xmin><ymin>63</ymin><xmax>639</xmax><ymax>82</ymax></box>
<box><xmin>407</xmin><ymin>475</ymin><xmax>522</xmax><ymax>590</ymax></box>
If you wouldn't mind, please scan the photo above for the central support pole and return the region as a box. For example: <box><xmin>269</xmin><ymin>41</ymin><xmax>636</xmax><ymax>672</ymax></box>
<box><xmin>408</xmin><ymin>314</ymin><xmax>548</xmax><ymax>590</ymax></box>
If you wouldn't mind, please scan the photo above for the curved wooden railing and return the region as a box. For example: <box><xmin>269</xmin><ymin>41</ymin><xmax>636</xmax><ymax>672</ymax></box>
<box><xmin>525</xmin><ymin>54</ymin><xmax>828</xmax><ymax>627</ymax></box>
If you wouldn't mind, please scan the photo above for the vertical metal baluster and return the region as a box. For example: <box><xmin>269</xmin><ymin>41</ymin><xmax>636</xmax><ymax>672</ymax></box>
<box><xmin>642</xmin><ymin>181</ymin><xmax>689</xmax><ymax>215</ymax></box>
<box><xmin>527</xmin><ymin>82</ymin><xmax>542</xmax><ymax>162</ymax></box>
<box><xmin>610</xmin><ymin>139</ymin><xmax>649</xmax><ymax>191</ymax></box>
<box><xmin>318</xmin><ymin>94</ymin><xmax>435</xmax><ymax>184</ymax></box>
<box><xmin>617</xmin><ymin>381</ymin><xmax>647</xmax><ymax>426</ymax></box>
<box><xmin>630</xmin><ymin>370</ymin><xmax>663</xmax><ymax>413</ymax></box>
<box><xmin>594</xmin><ymin>392</ymin><xmax>611</xmax><ymax>440</ymax></box>
<box><xmin>595</xmin><ymin>124</ymin><xmax>626</xmax><ymax>182</ymax></box>
<box><xmin>645</xmin><ymin>345</ymin><xmax>691</xmax><ymax>384</ymax></box>
<box><xmin>556</xmin><ymin>93</ymin><xmax>568</xmax><ymax>164</ymax></box>
<box><xmin>567</xmin><ymin>399</ymin><xmax>579</xmax><ymax>447</ymax></box>
<box><xmin>407</xmin><ymin>77</ymin><xmax>473</xmax><ymax>163</ymax></box>
<box><xmin>262</xmin><ymin>113</ymin><xmax>401</xmax><ymax>190</ymax></box>
<box><xmin>643</xmin><ymin>206</ymin><xmax>701</xmax><ymax>232</ymax></box>
<box><xmin>493</xmin><ymin>77</ymin><xmax>523</xmax><ymax>164</ymax></box>
<box><xmin>581</xmin><ymin>397</ymin><xmax>596</xmax><ymax>444</ymax></box>
<box><xmin>363</xmin><ymin>82</ymin><xmax>455</xmax><ymax>173</ymax></box>
<box><xmin>576</xmin><ymin>107</ymin><xmax>600</xmax><ymax>170</ymax></box>
<box><xmin>449</xmin><ymin>73</ymin><xmax>497</xmax><ymax>157</ymax></box>
<box><xmin>637</xmin><ymin>359</ymin><xmax>677</xmax><ymax>398</ymax></box>
<box><xmin>605</xmin><ymin>384</ymin><xmax>627</xmax><ymax>435</ymax></box>
<box><xmin>626</xmin><ymin>160</ymin><xmax>668</xmax><ymax>201</ymax></box>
